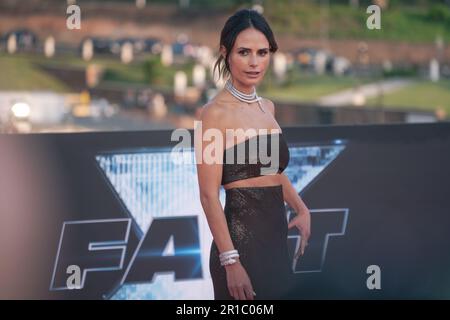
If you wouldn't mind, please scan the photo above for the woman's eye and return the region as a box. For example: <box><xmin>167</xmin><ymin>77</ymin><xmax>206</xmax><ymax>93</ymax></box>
<box><xmin>238</xmin><ymin>50</ymin><xmax>268</xmax><ymax>56</ymax></box>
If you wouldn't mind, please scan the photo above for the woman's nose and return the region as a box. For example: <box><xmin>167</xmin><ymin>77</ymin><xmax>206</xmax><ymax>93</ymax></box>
<box><xmin>249</xmin><ymin>54</ymin><xmax>258</xmax><ymax>66</ymax></box>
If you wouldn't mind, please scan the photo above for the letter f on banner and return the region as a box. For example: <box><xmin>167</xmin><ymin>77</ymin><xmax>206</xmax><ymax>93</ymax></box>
<box><xmin>50</xmin><ymin>219</ymin><xmax>131</xmax><ymax>291</ymax></box>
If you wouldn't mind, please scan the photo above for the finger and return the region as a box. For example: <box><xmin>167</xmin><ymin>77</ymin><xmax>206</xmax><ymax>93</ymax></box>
<box><xmin>288</xmin><ymin>220</ymin><xmax>295</xmax><ymax>229</ymax></box>
<box><xmin>301</xmin><ymin>240</ymin><xmax>306</xmax><ymax>255</ymax></box>
<box><xmin>233</xmin><ymin>287</ymin><xmax>241</xmax><ymax>300</ymax></box>
<box><xmin>237</xmin><ymin>286</ymin><xmax>247</xmax><ymax>300</ymax></box>
<box><xmin>301</xmin><ymin>234</ymin><xmax>310</xmax><ymax>255</ymax></box>
<box><xmin>244</xmin><ymin>286</ymin><xmax>255</xmax><ymax>300</ymax></box>
<box><xmin>228</xmin><ymin>286</ymin><xmax>237</xmax><ymax>300</ymax></box>
<box><xmin>299</xmin><ymin>236</ymin><xmax>309</xmax><ymax>257</ymax></box>
<box><xmin>229</xmin><ymin>285</ymin><xmax>239</xmax><ymax>300</ymax></box>
<box><xmin>295</xmin><ymin>237</ymin><xmax>303</xmax><ymax>259</ymax></box>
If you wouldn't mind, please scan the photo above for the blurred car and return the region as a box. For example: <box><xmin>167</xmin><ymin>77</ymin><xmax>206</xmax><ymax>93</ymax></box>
<box><xmin>172</xmin><ymin>41</ymin><xmax>199</xmax><ymax>60</ymax></box>
<box><xmin>327</xmin><ymin>55</ymin><xmax>352</xmax><ymax>76</ymax></box>
<box><xmin>292</xmin><ymin>47</ymin><xmax>319</xmax><ymax>70</ymax></box>
<box><xmin>110</xmin><ymin>37</ymin><xmax>162</xmax><ymax>55</ymax></box>
<box><xmin>292</xmin><ymin>47</ymin><xmax>351</xmax><ymax>75</ymax></box>
<box><xmin>0</xmin><ymin>28</ymin><xmax>39</xmax><ymax>52</ymax></box>
<box><xmin>143</xmin><ymin>38</ymin><xmax>162</xmax><ymax>54</ymax></box>
<box><xmin>172</xmin><ymin>41</ymin><xmax>186</xmax><ymax>56</ymax></box>
<box><xmin>110</xmin><ymin>37</ymin><xmax>138</xmax><ymax>55</ymax></box>
<box><xmin>79</xmin><ymin>37</ymin><xmax>114</xmax><ymax>55</ymax></box>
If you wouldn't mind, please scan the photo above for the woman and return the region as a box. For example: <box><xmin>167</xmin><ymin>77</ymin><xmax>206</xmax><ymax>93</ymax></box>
<box><xmin>196</xmin><ymin>9</ymin><xmax>311</xmax><ymax>300</ymax></box>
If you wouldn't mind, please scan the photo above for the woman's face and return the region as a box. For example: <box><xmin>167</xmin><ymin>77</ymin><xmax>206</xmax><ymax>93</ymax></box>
<box><xmin>222</xmin><ymin>27</ymin><xmax>271</xmax><ymax>90</ymax></box>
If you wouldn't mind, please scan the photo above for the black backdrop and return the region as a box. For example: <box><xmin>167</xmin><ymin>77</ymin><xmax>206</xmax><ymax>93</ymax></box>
<box><xmin>0</xmin><ymin>122</ymin><xmax>449</xmax><ymax>299</ymax></box>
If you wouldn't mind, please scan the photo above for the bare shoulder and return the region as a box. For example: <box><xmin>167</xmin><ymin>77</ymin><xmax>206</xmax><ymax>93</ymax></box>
<box><xmin>199</xmin><ymin>99</ymin><xmax>228</xmax><ymax>131</ymax></box>
<box><xmin>261</xmin><ymin>98</ymin><xmax>275</xmax><ymax>116</ymax></box>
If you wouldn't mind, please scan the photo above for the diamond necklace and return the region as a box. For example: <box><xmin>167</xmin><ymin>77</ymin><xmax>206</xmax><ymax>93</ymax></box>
<box><xmin>225</xmin><ymin>79</ymin><xmax>266</xmax><ymax>113</ymax></box>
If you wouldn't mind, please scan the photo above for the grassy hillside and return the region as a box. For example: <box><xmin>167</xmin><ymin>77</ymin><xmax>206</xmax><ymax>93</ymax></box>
<box><xmin>263</xmin><ymin>1</ymin><xmax>450</xmax><ymax>43</ymax></box>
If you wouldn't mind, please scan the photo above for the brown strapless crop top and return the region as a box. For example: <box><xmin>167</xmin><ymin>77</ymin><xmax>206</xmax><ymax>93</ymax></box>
<box><xmin>221</xmin><ymin>132</ymin><xmax>290</xmax><ymax>185</ymax></box>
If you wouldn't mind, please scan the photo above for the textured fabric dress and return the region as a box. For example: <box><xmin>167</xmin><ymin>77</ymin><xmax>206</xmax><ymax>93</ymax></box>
<box><xmin>209</xmin><ymin>131</ymin><xmax>294</xmax><ymax>300</ymax></box>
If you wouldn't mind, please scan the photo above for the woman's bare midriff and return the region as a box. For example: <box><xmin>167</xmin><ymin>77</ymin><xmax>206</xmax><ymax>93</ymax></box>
<box><xmin>223</xmin><ymin>174</ymin><xmax>282</xmax><ymax>190</ymax></box>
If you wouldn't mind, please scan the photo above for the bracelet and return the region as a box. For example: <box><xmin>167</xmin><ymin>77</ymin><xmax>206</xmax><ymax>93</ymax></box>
<box><xmin>219</xmin><ymin>249</ymin><xmax>238</xmax><ymax>258</ymax></box>
<box><xmin>219</xmin><ymin>250</ymin><xmax>239</xmax><ymax>261</ymax></box>
<box><xmin>221</xmin><ymin>257</ymin><xmax>238</xmax><ymax>266</ymax></box>
<box><xmin>219</xmin><ymin>249</ymin><xmax>240</xmax><ymax>266</ymax></box>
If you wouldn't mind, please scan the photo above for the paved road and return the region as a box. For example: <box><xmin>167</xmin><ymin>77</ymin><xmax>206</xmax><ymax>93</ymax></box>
<box><xmin>317</xmin><ymin>79</ymin><xmax>415</xmax><ymax>107</ymax></box>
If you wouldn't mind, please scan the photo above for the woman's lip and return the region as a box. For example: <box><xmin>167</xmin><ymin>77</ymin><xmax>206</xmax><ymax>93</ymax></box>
<box><xmin>245</xmin><ymin>71</ymin><xmax>260</xmax><ymax>77</ymax></box>
<box><xmin>245</xmin><ymin>71</ymin><xmax>260</xmax><ymax>74</ymax></box>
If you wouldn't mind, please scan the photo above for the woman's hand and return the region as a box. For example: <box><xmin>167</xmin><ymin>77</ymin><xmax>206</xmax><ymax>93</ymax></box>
<box><xmin>225</xmin><ymin>261</ymin><xmax>256</xmax><ymax>300</ymax></box>
<box><xmin>288</xmin><ymin>207</ymin><xmax>311</xmax><ymax>260</ymax></box>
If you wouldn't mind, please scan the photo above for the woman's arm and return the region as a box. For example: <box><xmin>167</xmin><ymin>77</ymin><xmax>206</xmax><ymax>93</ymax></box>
<box><xmin>263</xmin><ymin>97</ymin><xmax>311</xmax><ymax>257</ymax></box>
<box><xmin>263</xmin><ymin>98</ymin><xmax>310</xmax><ymax>214</ymax></box>
<box><xmin>195</xmin><ymin>105</ymin><xmax>235</xmax><ymax>254</ymax></box>
<box><xmin>279</xmin><ymin>173</ymin><xmax>309</xmax><ymax>216</ymax></box>
<box><xmin>280</xmin><ymin>172</ymin><xmax>311</xmax><ymax>259</ymax></box>
<box><xmin>195</xmin><ymin>104</ymin><xmax>255</xmax><ymax>300</ymax></box>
